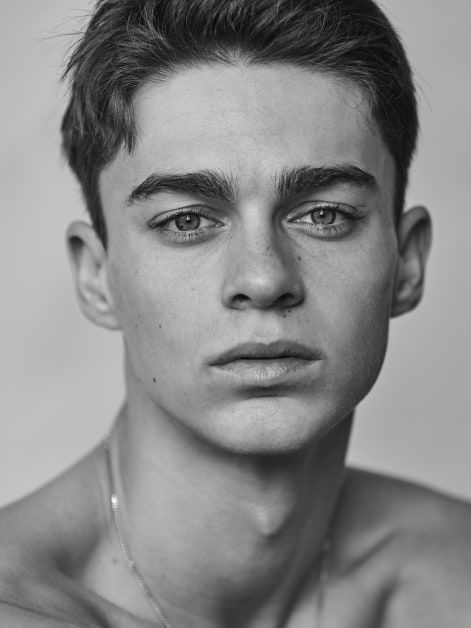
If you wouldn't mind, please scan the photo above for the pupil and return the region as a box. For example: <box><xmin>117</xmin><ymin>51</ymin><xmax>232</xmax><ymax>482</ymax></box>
<box><xmin>311</xmin><ymin>208</ymin><xmax>336</xmax><ymax>225</ymax></box>
<box><xmin>175</xmin><ymin>214</ymin><xmax>201</xmax><ymax>231</ymax></box>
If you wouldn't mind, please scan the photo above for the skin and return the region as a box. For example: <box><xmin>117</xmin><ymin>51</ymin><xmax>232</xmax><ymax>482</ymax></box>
<box><xmin>101</xmin><ymin>66</ymin><xmax>396</xmax><ymax>455</ymax></box>
<box><xmin>0</xmin><ymin>63</ymin><xmax>470</xmax><ymax>627</ymax></box>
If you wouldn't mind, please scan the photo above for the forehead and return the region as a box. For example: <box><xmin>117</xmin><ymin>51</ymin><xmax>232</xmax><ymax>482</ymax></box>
<box><xmin>100</xmin><ymin>63</ymin><xmax>395</xmax><ymax>207</ymax></box>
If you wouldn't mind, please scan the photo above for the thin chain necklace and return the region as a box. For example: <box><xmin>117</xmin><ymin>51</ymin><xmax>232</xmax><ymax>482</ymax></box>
<box><xmin>104</xmin><ymin>439</ymin><xmax>331</xmax><ymax>628</ymax></box>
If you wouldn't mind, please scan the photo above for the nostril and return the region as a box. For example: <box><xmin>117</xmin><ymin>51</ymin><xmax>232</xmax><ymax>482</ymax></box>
<box><xmin>232</xmin><ymin>294</ymin><xmax>251</xmax><ymax>307</ymax></box>
<box><xmin>275</xmin><ymin>293</ymin><xmax>301</xmax><ymax>309</ymax></box>
<box><xmin>229</xmin><ymin>290</ymin><xmax>301</xmax><ymax>310</ymax></box>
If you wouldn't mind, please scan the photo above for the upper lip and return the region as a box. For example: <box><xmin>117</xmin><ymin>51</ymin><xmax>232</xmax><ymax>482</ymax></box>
<box><xmin>208</xmin><ymin>341</ymin><xmax>320</xmax><ymax>366</ymax></box>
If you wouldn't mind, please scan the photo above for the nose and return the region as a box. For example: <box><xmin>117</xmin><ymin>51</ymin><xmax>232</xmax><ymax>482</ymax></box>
<box><xmin>221</xmin><ymin>227</ymin><xmax>305</xmax><ymax>311</ymax></box>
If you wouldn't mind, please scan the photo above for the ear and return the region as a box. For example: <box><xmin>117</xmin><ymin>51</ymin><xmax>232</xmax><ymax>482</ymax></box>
<box><xmin>66</xmin><ymin>221</ymin><xmax>121</xmax><ymax>330</ymax></box>
<box><xmin>391</xmin><ymin>206</ymin><xmax>432</xmax><ymax>318</ymax></box>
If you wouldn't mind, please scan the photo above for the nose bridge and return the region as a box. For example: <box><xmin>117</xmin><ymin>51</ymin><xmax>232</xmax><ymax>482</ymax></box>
<box><xmin>221</xmin><ymin>212</ymin><xmax>304</xmax><ymax>310</ymax></box>
<box><xmin>241</xmin><ymin>223</ymin><xmax>286</xmax><ymax>275</ymax></box>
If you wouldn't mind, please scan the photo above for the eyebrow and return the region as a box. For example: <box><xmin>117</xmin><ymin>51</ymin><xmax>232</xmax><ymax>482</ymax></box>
<box><xmin>125</xmin><ymin>164</ymin><xmax>378</xmax><ymax>206</ymax></box>
<box><xmin>276</xmin><ymin>164</ymin><xmax>378</xmax><ymax>201</ymax></box>
<box><xmin>126</xmin><ymin>170</ymin><xmax>235</xmax><ymax>206</ymax></box>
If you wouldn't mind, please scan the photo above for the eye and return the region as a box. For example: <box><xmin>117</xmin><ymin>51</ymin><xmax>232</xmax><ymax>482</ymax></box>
<box><xmin>295</xmin><ymin>206</ymin><xmax>345</xmax><ymax>227</ymax></box>
<box><xmin>172</xmin><ymin>213</ymin><xmax>203</xmax><ymax>232</ymax></box>
<box><xmin>290</xmin><ymin>202</ymin><xmax>359</xmax><ymax>238</ymax></box>
<box><xmin>149</xmin><ymin>207</ymin><xmax>222</xmax><ymax>242</ymax></box>
<box><xmin>308</xmin><ymin>207</ymin><xmax>337</xmax><ymax>226</ymax></box>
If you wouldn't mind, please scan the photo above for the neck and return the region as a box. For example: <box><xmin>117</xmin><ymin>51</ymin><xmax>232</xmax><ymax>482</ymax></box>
<box><xmin>105</xmin><ymin>398</ymin><xmax>352</xmax><ymax>627</ymax></box>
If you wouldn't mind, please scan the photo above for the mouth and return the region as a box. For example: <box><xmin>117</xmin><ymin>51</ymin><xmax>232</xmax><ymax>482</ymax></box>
<box><xmin>207</xmin><ymin>341</ymin><xmax>322</xmax><ymax>386</ymax></box>
<box><xmin>210</xmin><ymin>340</ymin><xmax>318</xmax><ymax>364</ymax></box>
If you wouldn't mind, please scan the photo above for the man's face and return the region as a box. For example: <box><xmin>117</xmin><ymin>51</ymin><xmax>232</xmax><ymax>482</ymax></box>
<box><xmin>99</xmin><ymin>64</ymin><xmax>398</xmax><ymax>453</ymax></box>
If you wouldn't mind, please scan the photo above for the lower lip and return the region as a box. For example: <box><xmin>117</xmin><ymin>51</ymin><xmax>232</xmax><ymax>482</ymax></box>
<box><xmin>212</xmin><ymin>358</ymin><xmax>317</xmax><ymax>386</ymax></box>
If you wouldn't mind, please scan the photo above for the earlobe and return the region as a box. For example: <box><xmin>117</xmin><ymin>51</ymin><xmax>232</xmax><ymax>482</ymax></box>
<box><xmin>66</xmin><ymin>221</ymin><xmax>121</xmax><ymax>330</ymax></box>
<box><xmin>391</xmin><ymin>206</ymin><xmax>432</xmax><ymax>318</ymax></box>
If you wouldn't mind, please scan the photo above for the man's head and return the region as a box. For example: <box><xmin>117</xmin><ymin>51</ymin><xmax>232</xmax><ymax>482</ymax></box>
<box><xmin>64</xmin><ymin>0</ymin><xmax>431</xmax><ymax>454</ymax></box>
<box><xmin>62</xmin><ymin>0</ymin><xmax>418</xmax><ymax>246</ymax></box>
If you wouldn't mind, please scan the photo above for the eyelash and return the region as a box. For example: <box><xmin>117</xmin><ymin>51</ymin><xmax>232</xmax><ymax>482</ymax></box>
<box><xmin>290</xmin><ymin>202</ymin><xmax>359</xmax><ymax>237</ymax></box>
<box><xmin>148</xmin><ymin>202</ymin><xmax>361</xmax><ymax>243</ymax></box>
<box><xmin>148</xmin><ymin>207</ymin><xmax>222</xmax><ymax>242</ymax></box>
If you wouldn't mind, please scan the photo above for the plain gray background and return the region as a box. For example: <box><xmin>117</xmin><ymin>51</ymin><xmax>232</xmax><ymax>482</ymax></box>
<box><xmin>1</xmin><ymin>1</ymin><xmax>470</xmax><ymax>507</ymax></box>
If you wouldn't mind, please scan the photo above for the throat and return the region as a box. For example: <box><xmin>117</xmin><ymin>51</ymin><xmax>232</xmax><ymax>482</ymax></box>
<box><xmin>233</xmin><ymin>455</ymin><xmax>323</xmax><ymax>545</ymax></box>
<box><xmin>98</xmin><ymin>409</ymin><xmax>352</xmax><ymax>626</ymax></box>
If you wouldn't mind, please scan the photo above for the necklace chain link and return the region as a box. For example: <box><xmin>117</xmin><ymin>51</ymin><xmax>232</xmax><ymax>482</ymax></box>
<box><xmin>104</xmin><ymin>438</ymin><xmax>330</xmax><ymax>628</ymax></box>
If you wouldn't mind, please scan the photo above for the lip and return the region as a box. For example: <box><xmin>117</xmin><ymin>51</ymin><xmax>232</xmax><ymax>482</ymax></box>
<box><xmin>207</xmin><ymin>341</ymin><xmax>322</xmax><ymax>387</ymax></box>
<box><xmin>208</xmin><ymin>341</ymin><xmax>319</xmax><ymax>365</ymax></box>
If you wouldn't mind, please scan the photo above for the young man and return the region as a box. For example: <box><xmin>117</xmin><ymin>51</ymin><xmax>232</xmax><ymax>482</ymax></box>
<box><xmin>0</xmin><ymin>0</ymin><xmax>470</xmax><ymax>626</ymax></box>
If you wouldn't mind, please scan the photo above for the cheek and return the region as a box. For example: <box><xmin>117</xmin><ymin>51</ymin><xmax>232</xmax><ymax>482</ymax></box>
<box><xmin>314</xmin><ymin>236</ymin><xmax>398</xmax><ymax>404</ymax></box>
<box><xmin>107</xmin><ymin>252</ymin><xmax>209</xmax><ymax>373</ymax></box>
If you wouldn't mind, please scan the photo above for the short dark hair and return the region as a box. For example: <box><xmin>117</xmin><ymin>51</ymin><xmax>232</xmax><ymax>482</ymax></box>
<box><xmin>62</xmin><ymin>0</ymin><xmax>418</xmax><ymax>245</ymax></box>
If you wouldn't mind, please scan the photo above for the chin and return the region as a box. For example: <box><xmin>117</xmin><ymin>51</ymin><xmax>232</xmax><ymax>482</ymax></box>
<box><xmin>196</xmin><ymin>396</ymin><xmax>341</xmax><ymax>456</ymax></box>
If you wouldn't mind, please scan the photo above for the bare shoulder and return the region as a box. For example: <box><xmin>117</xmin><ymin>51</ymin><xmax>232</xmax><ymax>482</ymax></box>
<box><xmin>0</xmin><ymin>449</ymin><xmax>118</xmax><ymax>627</ymax></box>
<box><xmin>0</xmin><ymin>509</ymin><xmax>106</xmax><ymax>627</ymax></box>
<box><xmin>344</xmin><ymin>466</ymin><xmax>471</xmax><ymax>531</ymax></box>
<box><xmin>341</xmin><ymin>468</ymin><xmax>471</xmax><ymax>627</ymax></box>
<box><xmin>0</xmin><ymin>542</ymin><xmax>100</xmax><ymax>627</ymax></box>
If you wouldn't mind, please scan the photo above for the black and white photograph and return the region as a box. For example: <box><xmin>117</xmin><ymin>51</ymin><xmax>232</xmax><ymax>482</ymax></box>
<box><xmin>0</xmin><ymin>1</ymin><xmax>470</xmax><ymax>626</ymax></box>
